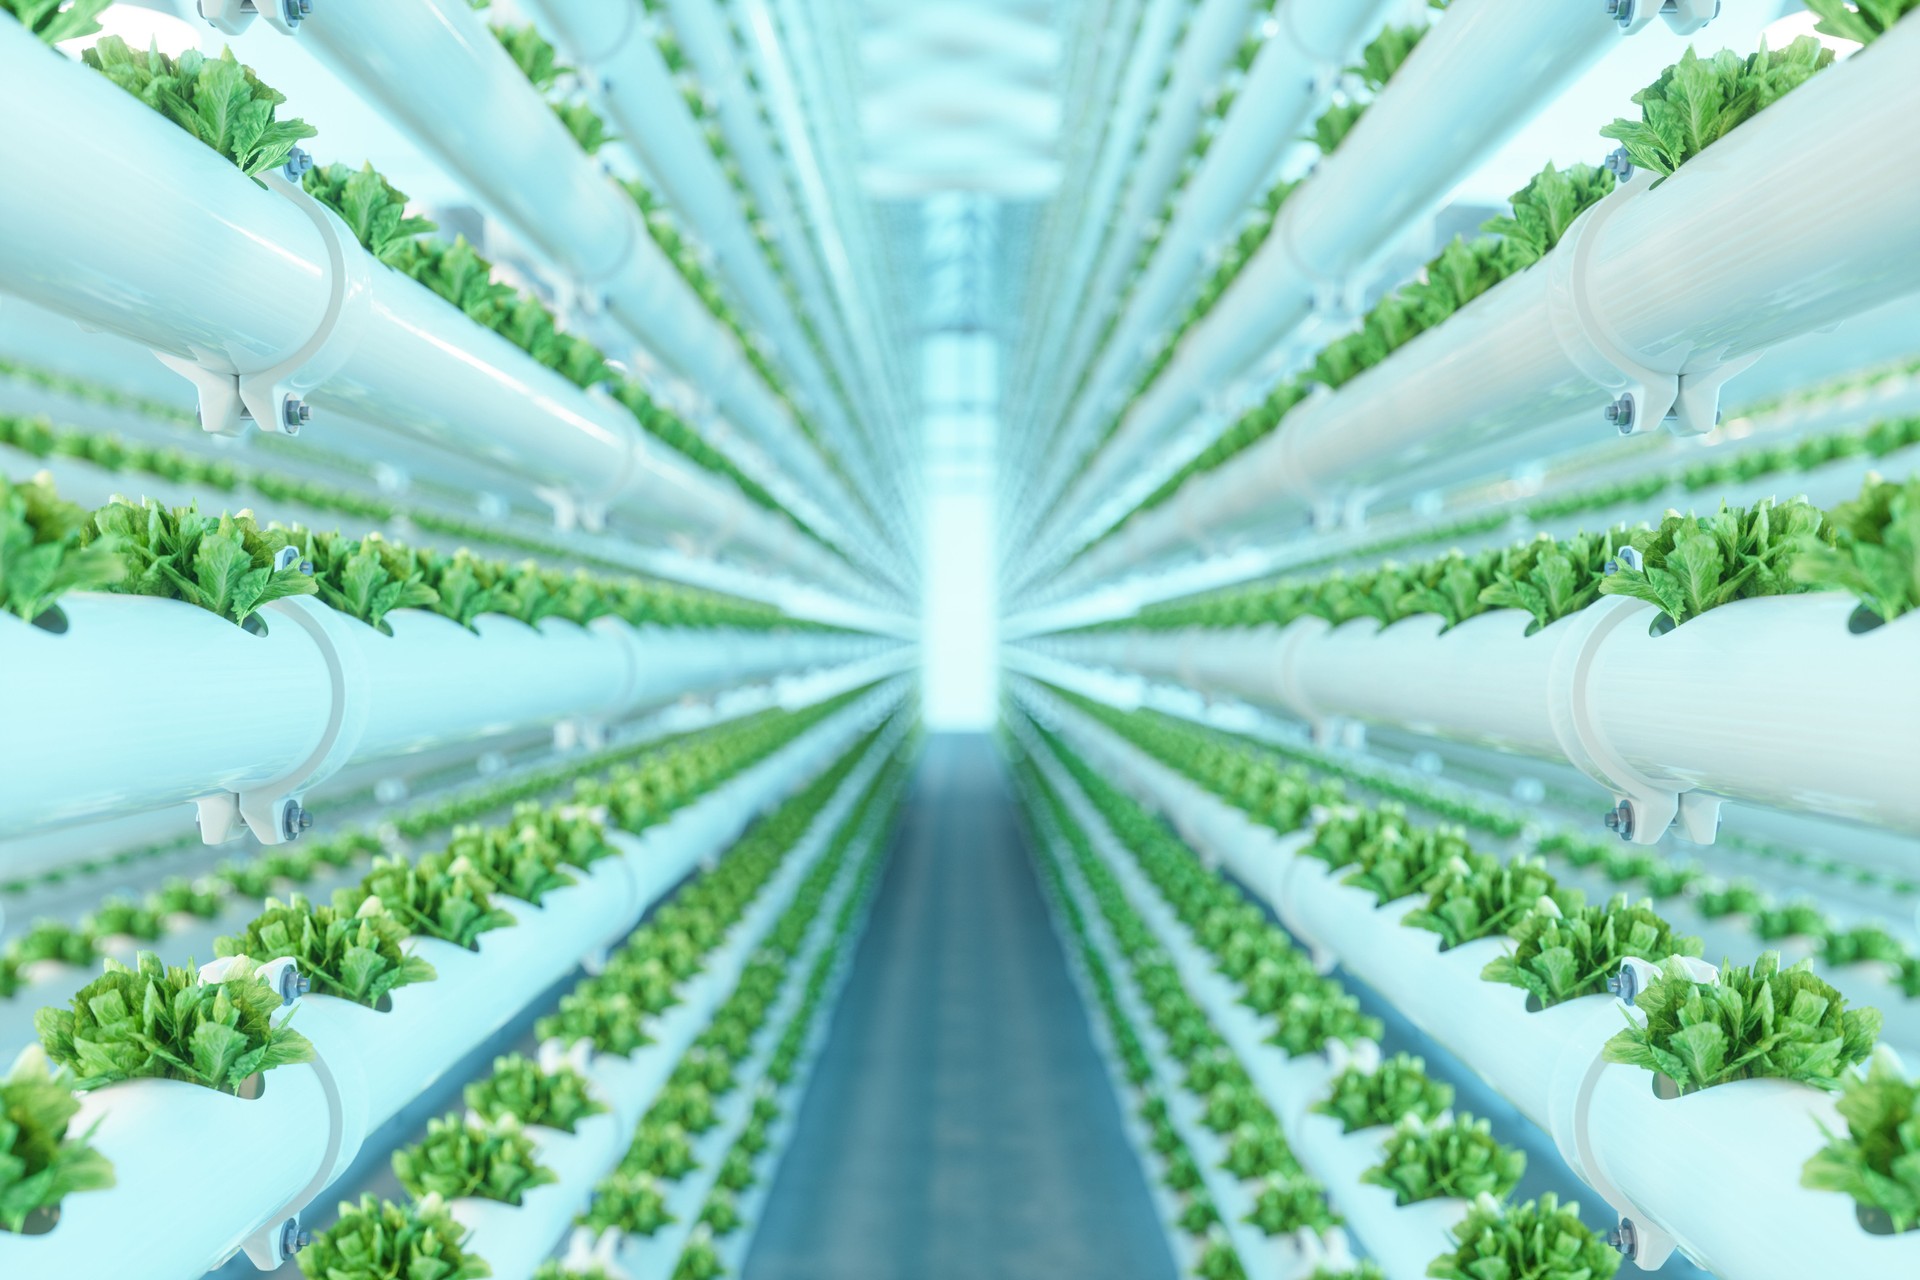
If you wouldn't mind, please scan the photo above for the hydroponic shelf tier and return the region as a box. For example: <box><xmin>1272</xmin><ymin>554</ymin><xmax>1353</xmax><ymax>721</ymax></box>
<box><xmin>6</xmin><ymin>0</ymin><xmax>1920</xmax><ymax>1276</ymax></box>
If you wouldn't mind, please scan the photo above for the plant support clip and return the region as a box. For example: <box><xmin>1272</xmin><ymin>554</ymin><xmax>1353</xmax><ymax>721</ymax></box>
<box><xmin>197</xmin><ymin>0</ymin><xmax>314</xmax><ymax>36</ymax></box>
<box><xmin>154</xmin><ymin>151</ymin><xmax>373</xmax><ymax>437</ymax></box>
<box><xmin>1545</xmin><ymin>163</ymin><xmax>1758</xmax><ymax>440</ymax></box>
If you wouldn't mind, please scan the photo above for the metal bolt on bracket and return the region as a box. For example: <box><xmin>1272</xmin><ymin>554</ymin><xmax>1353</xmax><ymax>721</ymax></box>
<box><xmin>1606</xmin><ymin>964</ymin><xmax>1641</xmax><ymax>1004</ymax></box>
<box><xmin>280</xmin><ymin>1220</ymin><xmax>312</xmax><ymax>1256</ymax></box>
<box><xmin>277</xmin><ymin>968</ymin><xmax>312</xmax><ymax>1003</ymax></box>
<box><xmin>1607</xmin><ymin>1219</ymin><xmax>1639</xmax><ymax>1259</ymax></box>
<box><xmin>1603</xmin><ymin>393</ymin><xmax>1635</xmax><ymax>434</ymax></box>
<box><xmin>283</xmin><ymin>803</ymin><xmax>314</xmax><ymax>842</ymax></box>
<box><xmin>282</xmin><ymin>396</ymin><xmax>311</xmax><ymax>432</ymax></box>
<box><xmin>1602</xmin><ymin>800</ymin><xmax>1635</xmax><ymax>841</ymax></box>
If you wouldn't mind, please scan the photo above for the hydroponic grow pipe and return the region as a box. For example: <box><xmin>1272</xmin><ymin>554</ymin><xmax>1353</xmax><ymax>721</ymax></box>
<box><xmin>606</xmin><ymin>771</ymin><xmax>894</xmax><ymax>1279</ymax></box>
<box><xmin>1035</xmin><ymin>775</ymin><xmax>1319</xmax><ymax>1280</ymax></box>
<box><xmin>1028</xmin><ymin>0</ymin><xmax>1396</xmax><ymax>540</ymax></box>
<box><xmin>447</xmin><ymin>720</ymin><xmax>906</xmax><ymax>1278</ymax></box>
<box><xmin>1035</xmin><ymin>0</ymin><xmax>1266</xmax><ymax>490</ymax></box>
<box><xmin>0</xmin><ymin>695</ymin><xmax>897</xmax><ymax>1279</ymax></box>
<box><xmin>1034</xmin><ymin>691</ymin><xmax>1920</xmax><ymax>1280</ymax></box>
<box><xmin>728</xmin><ymin>0</ymin><xmax>898</xmax><ymax>432</ymax></box>
<box><xmin>1030</xmin><ymin>0</ymin><xmax>1626</xmax><ymax>573</ymax></box>
<box><xmin>514</xmin><ymin>0</ymin><xmax>887</xmax><ymax>517</ymax></box>
<box><xmin>0</xmin><ymin>19</ymin><xmax>856</xmax><ymax>592</ymax></box>
<box><xmin>0</xmin><ymin>590</ymin><xmax>887</xmax><ymax>844</ymax></box>
<box><xmin>1063</xmin><ymin>16</ymin><xmax>1920</xmax><ymax>591</ymax></box>
<box><xmin>1012</xmin><ymin>0</ymin><xmax>1190</xmax><ymax>464</ymax></box>
<box><xmin>1021</xmin><ymin>721</ymin><xmax>1466</xmax><ymax>1280</ymax></box>
<box><xmin>288</xmin><ymin>0</ymin><xmax>892</xmax><ymax>575</ymax></box>
<box><xmin>1026</xmin><ymin>590</ymin><xmax>1920</xmax><ymax>843</ymax></box>
<box><xmin>709</xmin><ymin>759</ymin><xmax>898</xmax><ymax>1278</ymax></box>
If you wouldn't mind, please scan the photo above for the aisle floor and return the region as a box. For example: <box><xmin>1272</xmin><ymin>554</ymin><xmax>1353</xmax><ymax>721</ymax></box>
<box><xmin>744</xmin><ymin>733</ymin><xmax>1174</xmax><ymax>1280</ymax></box>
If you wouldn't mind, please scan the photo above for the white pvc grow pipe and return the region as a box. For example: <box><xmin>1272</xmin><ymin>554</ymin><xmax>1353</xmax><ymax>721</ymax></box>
<box><xmin>0</xmin><ymin>590</ymin><xmax>886</xmax><ymax>843</ymax></box>
<box><xmin>1044</xmin><ymin>0</ymin><xmax>1261</xmax><ymax>439</ymax></box>
<box><xmin>293</xmin><ymin>0</ymin><xmax>889</xmax><ymax>570</ymax></box>
<box><xmin>1065</xmin><ymin>592</ymin><xmax>1920</xmax><ymax>841</ymax></box>
<box><xmin>1055</xmin><ymin>0</ymin><xmax>1621</xmax><ymax>553</ymax></box>
<box><xmin>0</xmin><ymin>697</ymin><xmax>896</xmax><ymax>1279</ymax></box>
<box><xmin>1071</xmin><ymin>17</ymin><xmax>1920</xmax><ymax>587</ymax></box>
<box><xmin>1036</xmin><ymin>0</ymin><xmax>1398</xmax><ymax>534</ymax></box>
<box><xmin>1022</xmin><ymin>723</ymin><xmax>1464</xmax><ymax>1278</ymax></box>
<box><xmin>421</xmin><ymin>722</ymin><xmax>899</xmax><ymax>1277</ymax></box>
<box><xmin>0</xmin><ymin>19</ymin><xmax>859</xmax><ymax>589</ymax></box>
<box><xmin>1037</xmin><ymin>690</ymin><xmax>1920</xmax><ymax>1280</ymax></box>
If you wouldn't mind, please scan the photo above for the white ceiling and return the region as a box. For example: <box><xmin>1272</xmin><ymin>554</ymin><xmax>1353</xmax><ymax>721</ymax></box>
<box><xmin>858</xmin><ymin>0</ymin><xmax>1065</xmax><ymax>200</ymax></box>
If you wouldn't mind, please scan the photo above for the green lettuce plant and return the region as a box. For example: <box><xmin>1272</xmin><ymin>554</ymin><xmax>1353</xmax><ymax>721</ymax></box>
<box><xmin>1806</xmin><ymin>0</ymin><xmax>1920</xmax><ymax>44</ymax></box>
<box><xmin>1696</xmin><ymin>879</ymin><xmax>1768</xmax><ymax>919</ymax></box>
<box><xmin>297</xmin><ymin>530</ymin><xmax>438</xmax><ymax>635</ymax></box>
<box><xmin>1312</xmin><ymin>1053</ymin><xmax>1454</xmax><ymax>1133</ymax></box>
<box><xmin>536</xmin><ymin>984</ymin><xmax>655</xmax><ymax>1057</ymax></box>
<box><xmin>572</xmin><ymin>1166</ymin><xmax>672</xmax><ymax>1235</ymax></box>
<box><xmin>1603</xmin><ymin>952</ymin><xmax>1881</xmax><ymax>1093</ymax></box>
<box><xmin>1754</xmin><ymin>898</ymin><xmax>1834</xmax><ymax>941</ymax></box>
<box><xmin>81</xmin><ymin>499</ymin><xmax>316</xmax><ymax>629</ymax></box>
<box><xmin>0</xmin><ymin>0</ymin><xmax>108</xmax><ymax>42</ymax></box>
<box><xmin>1308</xmin><ymin>1266</ymin><xmax>1386</xmax><ymax>1280</ymax></box>
<box><xmin>534</xmin><ymin>1264</ymin><xmax>619</xmax><ymax>1280</ymax></box>
<box><xmin>1244</xmin><ymin>1172</ymin><xmax>1340</xmax><ymax>1235</ymax></box>
<box><xmin>1405</xmin><ymin>852</ymin><xmax>1578</xmax><ymax>948</ymax></box>
<box><xmin>465</xmin><ymin>1053</ymin><xmax>606</xmax><ymax>1134</ymax></box>
<box><xmin>6</xmin><ymin>922</ymin><xmax>95</xmax><ymax>971</ymax></box>
<box><xmin>1793</xmin><ymin>475</ymin><xmax>1920</xmax><ymax>624</ymax></box>
<box><xmin>1482</xmin><ymin>895</ymin><xmax>1701</xmax><ymax>1009</ymax></box>
<box><xmin>298</xmin><ymin>1194</ymin><xmax>490</xmax><ymax>1280</ymax></box>
<box><xmin>1599</xmin><ymin>499</ymin><xmax>1832</xmax><ymax>627</ymax></box>
<box><xmin>1824</xmin><ymin>926</ymin><xmax>1912</xmax><ymax>970</ymax></box>
<box><xmin>1801</xmin><ymin>1047</ymin><xmax>1920</xmax><ymax>1233</ymax></box>
<box><xmin>216</xmin><ymin>894</ymin><xmax>435</xmax><ymax>1008</ymax></box>
<box><xmin>1600</xmin><ymin>38</ymin><xmax>1834</xmax><ymax>180</ymax></box>
<box><xmin>339</xmin><ymin>854</ymin><xmax>515</xmax><ymax>950</ymax></box>
<box><xmin>74</xmin><ymin>899</ymin><xmax>160</xmax><ymax>946</ymax></box>
<box><xmin>698</xmin><ymin>1186</ymin><xmax>742</xmax><ymax>1234</ymax></box>
<box><xmin>1363</xmin><ymin>1114</ymin><xmax>1526</xmax><ymax>1206</ymax></box>
<box><xmin>81</xmin><ymin>39</ymin><xmax>317</xmax><ymax>179</ymax></box>
<box><xmin>0</xmin><ymin>1046</ymin><xmax>114</xmax><ymax>1233</ymax></box>
<box><xmin>441</xmin><ymin>823</ymin><xmax>577</xmax><ymax>905</ymax></box>
<box><xmin>35</xmin><ymin>952</ymin><xmax>313</xmax><ymax>1094</ymax></box>
<box><xmin>1427</xmin><ymin>1192</ymin><xmax>1620</xmax><ymax>1280</ymax></box>
<box><xmin>0</xmin><ymin>474</ymin><xmax>124</xmax><ymax>623</ymax></box>
<box><xmin>392</xmin><ymin>1113</ymin><xmax>556</xmax><ymax>1206</ymax></box>
<box><xmin>146</xmin><ymin>877</ymin><xmax>224</xmax><ymax>921</ymax></box>
<box><xmin>1479</xmin><ymin>530</ymin><xmax>1625</xmax><ymax>633</ymax></box>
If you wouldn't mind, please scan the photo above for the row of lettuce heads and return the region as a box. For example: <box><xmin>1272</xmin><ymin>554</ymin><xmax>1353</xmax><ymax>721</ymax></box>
<box><xmin>295</xmin><ymin>718</ymin><xmax>908</xmax><ymax>1280</ymax></box>
<box><xmin>1049</xmin><ymin>690</ymin><xmax>1920</xmax><ymax>1241</ymax></box>
<box><xmin>1242</xmin><ymin>407</ymin><xmax>1920</xmax><ymax>592</ymax></box>
<box><xmin>0</xmin><ymin>690</ymin><xmax>868</xmax><ymax>1001</ymax></box>
<box><xmin>1011</xmin><ymin>716</ymin><xmax>1607</xmax><ymax>1280</ymax></box>
<box><xmin>1</xmin><ymin>470</ymin><xmax>832</xmax><ymax>635</ymax></box>
<box><xmin>300</xmin><ymin>725</ymin><xmax>904</xmax><ymax>1280</ymax></box>
<box><xmin>1071</xmin><ymin>2</ymin><xmax>1919</xmax><ymax>554</ymax></box>
<box><xmin>1038</xmin><ymin>1</ymin><xmax>1444</xmax><ymax>507</ymax></box>
<box><xmin>0</xmin><ymin>0</ymin><xmax>866</xmax><ymax>556</ymax></box>
<box><xmin>1134</xmin><ymin>690</ymin><xmax>1920</xmax><ymax>996</ymax></box>
<box><xmin>1086</xmin><ymin>474</ymin><xmax>1920</xmax><ymax>637</ymax></box>
<box><xmin>0</xmin><ymin>686</ymin><xmax>892</xmax><ymax>1259</ymax></box>
<box><xmin>625</xmin><ymin>0</ymin><xmax>884</xmax><ymax>470</ymax></box>
<box><xmin>0</xmin><ymin>378</ymin><xmax>837</xmax><ymax>606</ymax></box>
<box><xmin>467</xmin><ymin>0</ymin><xmax>883</xmax><ymax>530</ymax></box>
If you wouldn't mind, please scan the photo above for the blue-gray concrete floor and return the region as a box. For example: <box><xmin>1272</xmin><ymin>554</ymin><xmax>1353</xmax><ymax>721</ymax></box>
<box><xmin>744</xmin><ymin>733</ymin><xmax>1175</xmax><ymax>1280</ymax></box>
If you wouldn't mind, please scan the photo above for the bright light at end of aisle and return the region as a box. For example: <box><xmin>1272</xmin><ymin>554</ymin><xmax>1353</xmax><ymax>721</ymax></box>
<box><xmin>923</xmin><ymin>487</ymin><xmax>996</xmax><ymax>729</ymax></box>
